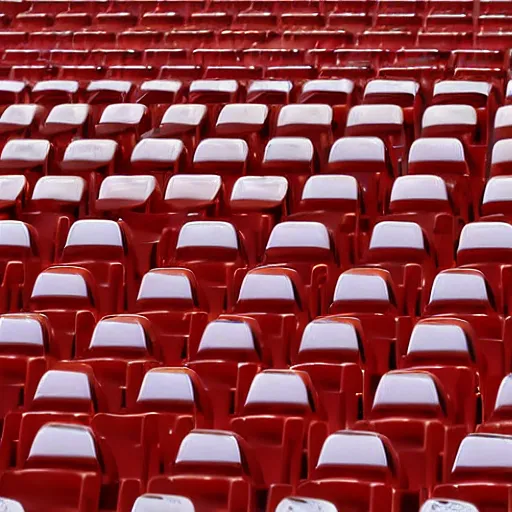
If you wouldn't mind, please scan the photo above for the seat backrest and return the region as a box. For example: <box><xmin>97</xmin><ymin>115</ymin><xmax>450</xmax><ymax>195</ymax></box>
<box><xmin>0</xmin><ymin>104</ymin><xmax>42</xmax><ymax>129</ymax></box>
<box><xmin>0</xmin><ymin>313</ymin><xmax>49</xmax><ymax>357</ymax></box>
<box><xmin>328</xmin><ymin>136</ymin><xmax>388</xmax><ymax>173</ymax></box>
<box><xmin>275</xmin><ymin>498</ymin><xmax>338</xmax><ymax>512</ymax></box>
<box><xmin>246</xmin><ymin>80</ymin><xmax>293</xmax><ymax>104</ymax></box>
<box><xmin>432</xmin><ymin>80</ymin><xmax>492</xmax><ymax>108</ymax></box>
<box><xmin>44</xmin><ymin>104</ymin><xmax>90</xmax><ymax>130</ymax></box>
<box><xmin>131</xmin><ymin>494</ymin><xmax>196</xmax><ymax>512</ymax></box>
<box><xmin>262</xmin><ymin>137</ymin><xmax>315</xmax><ymax>173</ymax></box>
<box><xmin>164</xmin><ymin>174</ymin><xmax>221</xmax><ymax>210</ymax></box>
<box><xmin>408</xmin><ymin>137</ymin><xmax>468</xmax><ymax>175</ymax></box>
<box><xmin>489</xmin><ymin>374</ymin><xmax>512</xmax><ymax>420</ymax></box>
<box><xmin>230</xmin><ymin>176</ymin><xmax>288</xmax><ymax>211</ymax></box>
<box><xmin>0</xmin><ymin>220</ymin><xmax>37</xmax><ymax>259</ymax></box>
<box><xmin>481</xmin><ymin>176</ymin><xmax>512</xmax><ymax>216</ymax></box>
<box><xmin>131</xmin><ymin>138</ymin><xmax>185</xmax><ymax>171</ymax></box>
<box><xmin>420</xmin><ymin>500</ymin><xmax>479</xmax><ymax>512</ymax></box>
<box><xmin>96</xmin><ymin>175</ymin><xmax>159</xmax><ymax>211</ymax></box>
<box><xmin>276</xmin><ymin>104</ymin><xmax>333</xmax><ymax>136</ymax></box>
<box><xmin>363</xmin><ymin>79</ymin><xmax>419</xmax><ymax>107</ymax></box>
<box><xmin>193</xmin><ymin>138</ymin><xmax>248</xmax><ymax>170</ymax></box>
<box><xmin>216</xmin><ymin>104</ymin><xmax>268</xmax><ymax>135</ymax></box>
<box><xmin>0</xmin><ymin>175</ymin><xmax>26</xmax><ymax>207</ymax></box>
<box><xmin>490</xmin><ymin>139</ymin><xmax>512</xmax><ymax>177</ymax></box>
<box><xmin>0</xmin><ymin>140</ymin><xmax>50</xmax><ymax>171</ymax></box>
<box><xmin>389</xmin><ymin>175</ymin><xmax>450</xmax><ymax>213</ymax></box>
<box><xmin>86</xmin><ymin>79</ymin><xmax>133</xmax><ymax>103</ymax></box>
<box><xmin>188</xmin><ymin>79</ymin><xmax>238</xmax><ymax>104</ymax></box>
<box><xmin>98</xmin><ymin>103</ymin><xmax>147</xmax><ymax>128</ymax></box>
<box><xmin>345</xmin><ymin>104</ymin><xmax>404</xmax><ymax>137</ymax></box>
<box><xmin>421</xmin><ymin>105</ymin><xmax>477</xmax><ymax>137</ymax></box>
<box><xmin>300</xmin><ymin>79</ymin><xmax>354</xmax><ymax>105</ymax></box>
<box><xmin>31</xmin><ymin>176</ymin><xmax>86</xmax><ymax>209</ymax></box>
<box><xmin>299</xmin><ymin>175</ymin><xmax>359</xmax><ymax>213</ymax></box>
<box><xmin>31</xmin><ymin>80</ymin><xmax>79</xmax><ymax>104</ymax></box>
<box><xmin>0</xmin><ymin>498</ymin><xmax>26</xmax><ymax>512</ymax></box>
<box><xmin>160</xmin><ymin>104</ymin><xmax>208</xmax><ymax>132</ymax></box>
<box><xmin>61</xmin><ymin>139</ymin><xmax>118</xmax><ymax>172</ymax></box>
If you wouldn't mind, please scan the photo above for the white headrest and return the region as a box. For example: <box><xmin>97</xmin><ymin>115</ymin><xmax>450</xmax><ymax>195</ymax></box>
<box><xmin>0</xmin><ymin>80</ymin><xmax>25</xmax><ymax>93</ymax></box>
<box><xmin>277</xmin><ymin>104</ymin><xmax>333</xmax><ymax>127</ymax></box>
<box><xmin>99</xmin><ymin>103</ymin><xmax>146</xmax><ymax>125</ymax></box>
<box><xmin>33</xmin><ymin>80</ymin><xmax>79</xmax><ymax>94</ymax></box>
<box><xmin>1</xmin><ymin>139</ymin><xmax>49</xmax><ymax>163</ymax></box>
<box><xmin>190</xmin><ymin>79</ymin><xmax>238</xmax><ymax>94</ymax></box>
<box><xmin>364</xmin><ymin>79</ymin><xmax>419</xmax><ymax>97</ymax></box>
<box><xmin>429</xmin><ymin>271</ymin><xmax>488</xmax><ymax>303</ymax></box>
<box><xmin>63</xmin><ymin>139</ymin><xmax>118</xmax><ymax>163</ymax></box>
<box><xmin>198</xmin><ymin>319</ymin><xmax>255</xmax><ymax>352</ymax></box>
<box><xmin>276</xmin><ymin>498</ymin><xmax>338</xmax><ymax>512</ymax></box>
<box><xmin>302</xmin><ymin>79</ymin><xmax>354</xmax><ymax>95</ymax></box>
<box><xmin>87</xmin><ymin>80</ymin><xmax>132</xmax><ymax>93</ymax></box>
<box><xmin>0</xmin><ymin>104</ymin><xmax>38</xmax><ymax>126</ymax></box>
<box><xmin>98</xmin><ymin>175</ymin><xmax>156</xmax><ymax>202</ymax></box>
<box><xmin>31</xmin><ymin>270</ymin><xmax>88</xmax><ymax>299</ymax></box>
<box><xmin>373</xmin><ymin>372</ymin><xmax>440</xmax><ymax>407</ymax></box>
<box><xmin>491</xmin><ymin>139</ymin><xmax>512</xmax><ymax>165</ymax></box>
<box><xmin>317</xmin><ymin>431</ymin><xmax>388</xmax><ymax>468</ymax></box>
<box><xmin>248</xmin><ymin>80</ymin><xmax>293</xmax><ymax>94</ymax></box>
<box><xmin>0</xmin><ymin>175</ymin><xmax>25</xmax><ymax>201</ymax></box>
<box><xmin>369</xmin><ymin>221</ymin><xmax>424</xmax><ymax>250</ymax></box>
<box><xmin>390</xmin><ymin>175</ymin><xmax>448</xmax><ymax>202</ymax></box>
<box><xmin>299</xmin><ymin>319</ymin><xmax>359</xmax><ymax>352</ymax></box>
<box><xmin>34</xmin><ymin>370</ymin><xmax>91</xmax><ymax>401</ymax></box>
<box><xmin>140</xmin><ymin>80</ymin><xmax>182</xmax><ymax>93</ymax></box>
<box><xmin>217</xmin><ymin>104</ymin><xmax>268</xmax><ymax>126</ymax></box>
<box><xmin>333</xmin><ymin>271</ymin><xmax>390</xmax><ymax>302</ymax></box>
<box><xmin>266</xmin><ymin>221</ymin><xmax>330</xmax><ymax>250</ymax></box>
<box><xmin>0</xmin><ymin>498</ymin><xmax>25</xmax><ymax>512</ymax></box>
<box><xmin>90</xmin><ymin>317</ymin><xmax>147</xmax><ymax>350</ymax></box>
<box><xmin>137</xmin><ymin>270</ymin><xmax>193</xmax><ymax>301</ymax></box>
<box><xmin>194</xmin><ymin>139</ymin><xmax>248</xmax><ymax>164</ymax></box>
<box><xmin>434</xmin><ymin>80</ymin><xmax>492</xmax><ymax>97</ymax></box>
<box><xmin>495</xmin><ymin>105</ymin><xmax>512</xmax><ymax>129</ymax></box>
<box><xmin>137</xmin><ymin>369</ymin><xmax>194</xmax><ymax>403</ymax></box>
<box><xmin>161</xmin><ymin>104</ymin><xmax>207</xmax><ymax>126</ymax></box>
<box><xmin>131</xmin><ymin>495</ymin><xmax>195</xmax><ymax>512</ymax></box>
<box><xmin>302</xmin><ymin>175</ymin><xmax>358</xmax><ymax>201</ymax></box>
<box><xmin>263</xmin><ymin>137</ymin><xmax>314</xmax><ymax>163</ymax></box>
<box><xmin>165</xmin><ymin>174</ymin><xmax>221</xmax><ymax>201</ymax></box>
<box><xmin>231</xmin><ymin>176</ymin><xmax>288</xmax><ymax>203</ymax></box>
<box><xmin>483</xmin><ymin>176</ymin><xmax>512</xmax><ymax>204</ymax></box>
<box><xmin>495</xmin><ymin>374</ymin><xmax>512</xmax><ymax>410</ymax></box>
<box><xmin>176</xmin><ymin>431</ymin><xmax>241</xmax><ymax>464</ymax></box>
<box><xmin>177</xmin><ymin>221</ymin><xmax>237</xmax><ymax>249</ymax></box>
<box><xmin>32</xmin><ymin>176</ymin><xmax>85</xmax><ymax>202</ymax></box>
<box><xmin>420</xmin><ymin>500</ymin><xmax>479</xmax><ymax>512</ymax></box>
<box><xmin>46</xmin><ymin>104</ymin><xmax>89</xmax><ymax>126</ymax></box>
<box><xmin>453</xmin><ymin>434</ymin><xmax>512</xmax><ymax>470</ymax></box>
<box><xmin>329</xmin><ymin>136</ymin><xmax>385</xmax><ymax>163</ymax></box>
<box><xmin>131</xmin><ymin>139</ymin><xmax>184</xmax><ymax>164</ymax></box>
<box><xmin>245</xmin><ymin>371</ymin><xmax>308</xmax><ymax>406</ymax></box>
<box><xmin>347</xmin><ymin>104</ymin><xmax>403</xmax><ymax>127</ymax></box>
<box><xmin>458</xmin><ymin>222</ymin><xmax>512</xmax><ymax>250</ymax></box>
<box><xmin>409</xmin><ymin>138</ymin><xmax>465</xmax><ymax>163</ymax></box>
<box><xmin>422</xmin><ymin>105</ymin><xmax>477</xmax><ymax>129</ymax></box>
<box><xmin>0</xmin><ymin>220</ymin><xmax>30</xmax><ymax>247</ymax></box>
<box><xmin>65</xmin><ymin>219</ymin><xmax>123</xmax><ymax>248</ymax></box>
<box><xmin>407</xmin><ymin>322</ymin><xmax>469</xmax><ymax>354</ymax></box>
<box><xmin>0</xmin><ymin>315</ymin><xmax>43</xmax><ymax>346</ymax></box>
<box><xmin>238</xmin><ymin>271</ymin><xmax>295</xmax><ymax>301</ymax></box>
<box><xmin>28</xmin><ymin>424</ymin><xmax>97</xmax><ymax>460</ymax></box>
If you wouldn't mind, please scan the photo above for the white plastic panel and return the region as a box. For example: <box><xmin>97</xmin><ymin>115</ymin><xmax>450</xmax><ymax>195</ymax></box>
<box><xmin>276</xmin><ymin>498</ymin><xmax>338</xmax><ymax>512</ymax></box>
<box><xmin>458</xmin><ymin>222</ymin><xmax>512</xmax><ymax>250</ymax></box>
<box><xmin>0</xmin><ymin>498</ymin><xmax>25</xmax><ymax>512</ymax></box>
<box><xmin>231</xmin><ymin>176</ymin><xmax>288</xmax><ymax>203</ymax></box>
<box><xmin>46</xmin><ymin>104</ymin><xmax>89</xmax><ymax>126</ymax></box>
<box><xmin>495</xmin><ymin>374</ymin><xmax>512</xmax><ymax>410</ymax></box>
<box><xmin>420</xmin><ymin>500</ymin><xmax>479</xmax><ymax>512</ymax></box>
<box><xmin>494</xmin><ymin>105</ymin><xmax>512</xmax><ymax>129</ymax></box>
<box><xmin>189</xmin><ymin>79</ymin><xmax>238</xmax><ymax>94</ymax></box>
<box><xmin>65</xmin><ymin>219</ymin><xmax>123</xmax><ymax>248</ymax></box>
<box><xmin>303</xmin><ymin>79</ymin><xmax>354</xmax><ymax>94</ymax></box>
<box><xmin>161</xmin><ymin>104</ymin><xmax>207</xmax><ymax>126</ymax></box>
<box><xmin>0</xmin><ymin>105</ymin><xmax>38</xmax><ymax>126</ymax></box>
<box><xmin>347</xmin><ymin>104</ymin><xmax>403</xmax><ymax>127</ymax></box>
<box><xmin>131</xmin><ymin>139</ymin><xmax>184</xmax><ymax>164</ymax></box>
<box><xmin>99</xmin><ymin>103</ymin><xmax>146</xmax><ymax>125</ymax></box>
<box><xmin>277</xmin><ymin>104</ymin><xmax>333</xmax><ymax>127</ymax></box>
<box><xmin>422</xmin><ymin>105</ymin><xmax>477</xmax><ymax>129</ymax></box>
<box><xmin>1</xmin><ymin>139</ymin><xmax>49</xmax><ymax>163</ymax></box>
<box><xmin>193</xmin><ymin>139</ymin><xmax>248</xmax><ymax>164</ymax></box>
<box><xmin>0</xmin><ymin>221</ymin><xmax>30</xmax><ymax>247</ymax></box>
<box><xmin>31</xmin><ymin>271</ymin><xmax>88</xmax><ymax>299</ymax></box>
<box><xmin>318</xmin><ymin>431</ymin><xmax>388</xmax><ymax>467</ymax></box>
<box><xmin>176</xmin><ymin>431</ymin><xmax>241</xmax><ymax>464</ymax></box>
<box><xmin>165</xmin><ymin>174</ymin><xmax>221</xmax><ymax>201</ymax></box>
<box><xmin>245</xmin><ymin>371</ymin><xmax>309</xmax><ymax>406</ymax></box>
<box><xmin>137</xmin><ymin>369</ymin><xmax>194</xmax><ymax>403</ymax></box>
<box><xmin>137</xmin><ymin>270</ymin><xmax>193</xmax><ymax>301</ymax></box>
<box><xmin>131</xmin><ymin>495</ymin><xmax>195</xmax><ymax>512</ymax></box>
<box><xmin>0</xmin><ymin>175</ymin><xmax>25</xmax><ymax>202</ymax></box>
<box><xmin>429</xmin><ymin>271</ymin><xmax>488</xmax><ymax>303</ymax></box>
<box><xmin>238</xmin><ymin>272</ymin><xmax>295</xmax><ymax>301</ymax></box>
<box><xmin>364</xmin><ymin>79</ymin><xmax>419</xmax><ymax>97</ymax></box>
<box><xmin>248</xmin><ymin>80</ymin><xmax>293</xmax><ymax>94</ymax></box>
<box><xmin>369</xmin><ymin>221</ymin><xmax>424</xmax><ymax>250</ymax></box>
<box><xmin>329</xmin><ymin>137</ymin><xmax>385</xmax><ymax>163</ymax></box>
<box><xmin>409</xmin><ymin>138</ymin><xmax>465</xmax><ymax>163</ymax></box>
<box><xmin>28</xmin><ymin>424</ymin><xmax>97</xmax><ymax>460</ymax></box>
<box><xmin>266</xmin><ymin>221</ymin><xmax>330</xmax><ymax>250</ymax></box>
<box><xmin>0</xmin><ymin>315</ymin><xmax>43</xmax><ymax>346</ymax></box>
<box><xmin>32</xmin><ymin>176</ymin><xmax>85</xmax><ymax>202</ymax></box>
<box><xmin>90</xmin><ymin>318</ymin><xmax>147</xmax><ymax>350</ymax></box>
<box><xmin>63</xmin><ymin>139</ymin><xmax>118</xmax><ymax>163</ymax></box>
<box><xmin>299</xmin><ymin>319</ymin><xmax>359</xmax><ymax>352</ymax></box>
<box><xmin>98</xmin><ymin>175</ymin><xmax>156</xmax><ymax>202</ymax></box>
<box><xmin>390</xmin><ymin>175</ymin><xmax>448</xmax><ymax>202</ymax></box>
<box><xmin>491</xmin><ymin>139</ymin><xmax>512</xmax><ymax>165</ymax></box>
<box><xmin>302</xmin><ymin>175</ymin><xmax>358</xmax><ymax>201</ymax></box>
<box><xmin>34</xmin><ymin>370</ymin><xmax>91</xmax><ymax>401</ymax></box>
<box><xmin>176</xmin><ymin>221</ymin><xmax>238</xmax><ymax>249</ymax></box>
<box><xmin>87</xmin><ymin>80</ymin><xmax>132</xmax><ymax>93</ymax></box>
<box><xmin>483</xmin><ymin>176</ymin><xmax>512</xmax><ymax>204</ymax></box>
<box><xmin>264</xmin><ymin>137</ymin><xmax>314</xmax><ymax>163</ymax></box>
<box><xmin>453</xmin><ymin>434</ymin><xmax>512</xmax><ymax>469</ymax></box>
<box><xmin>217</xmin><ymin>104</ymin><xmax>268</xmax><ymax>126</ymax></box>
<box><xmin>407</xmin><ymin>322</ymin><xmax>469</xmax><ymax>354</ymax></box>
<box><xmin>140</xmin><ymin>80</ymin><xmax>182</xmax><ymax>93</ymax></box>
<box><xmin>373</xmin><ymin>372</ymin><xmax>440</xmax><ymax>406</ymax></box>
<box><xmin>33</xmin><ymin>80</ymin><xmax>79</xmax><ymax>93</ymax></box>
<box><xmin>434</xmin><ymin>80</ymin><xmax>492</xmax><ymax>97</ymax></box>
<box><xmin>333</xmin><ymin>272</ymin><xmax>390</xmax><ymax>302</ymax></box>
<box><xmin>0</xmin><ymin>80</ymin><xmax>25</xmax><ymax>94</ymax></box>
<box><xmin>198</xmin><ymin>319</ymin><xmax>255</xmax><ymax>352</ymax></box>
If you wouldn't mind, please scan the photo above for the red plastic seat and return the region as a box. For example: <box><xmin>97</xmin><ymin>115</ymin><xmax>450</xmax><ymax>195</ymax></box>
<box><xmin>0</xmin><ymin>81</ymin><xmax>28</xmax><ymax>114</ymax></box>
<box><xmin>30</xmin><ymin>80</ymin><xmax>80</xmax><ymax>108</ymax></box>
<box><xmin>246</xmin><ymin>80</ymin><xmax>293</xmax><ymax>106</ymax></box>
<box><xmin>480</xmin><ymin>176</ymin><xmax>512</xmax><ymax>221</ymax></box>
<box><xmin>0</xmin><ymin>175</ymin><xmax>27</xmax><ymax>221</ymax></box>
<box><xmin>85</xmin><ymin>79</ymin><xmax>134</xmax><ymax>125</ymax></box>
<box><xmin>135</xmin><ymin>79</ymin><xmax>184</xmax><ymax>126</ymax></box>
<box><xmin>0</xmin><ymin>105</ymin><xmax>45</xmax><ymax>149</ymax></box>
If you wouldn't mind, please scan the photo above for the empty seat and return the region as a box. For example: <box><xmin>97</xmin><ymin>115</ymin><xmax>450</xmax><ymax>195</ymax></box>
<box><xmin>0</xmin><ymin>105</ymin><xmax>45</xmax><ymax>148</ymax></box>
<box><xmin>490</xmin><ymin>139</ymin><xmax>512</xmax><ymax>177</ymax></box>
<box><xmin>30</xmin><ymin>80</ymin><xmax>80</xmax><ymax>107</ymax></box>
<box><xmin>422</xmin><ymin>105</ymin><xmax>478</xmax><ymax>141</ymax></box>
<box><xmin>432</xmin><ymin>80</ymin><xmax>494</xmax><ymax>110</ymax></box>
<box><xmin>246</xmin><ymin>80</ymin><xmax>293</xmax><ymax>105</ymax></box>
<box><xmin>136</xmin><ymin>79</ymin><xmax>184</xmax><ymax>126</ymax></box>
<box><xmin>421</xmin><ymin>500</ymin><xmax>479</xmax><ymax>512</ymax></box>
<box><xmin>130</xmin><ymin>495</ymin><xmax>196</xmax><ymax>512</ymax></box>
<box><xmin>481</xmin><ymin>176</ymin><xmax>512</xmax><ymax>221</ymax></box>
<box><xmin>0</xmin><ymin>175</ymin><xmax>27</xmax><ymax>220</ymax></box>
<box><xmin>0</xmin><ymin>81</ymin><xmax>28</xmax><ymax>113</ymax></box>
<box><xmin>85</xmin><ymin>79</ymin><xmax>134</xmax><ymax>124</ymax></box>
